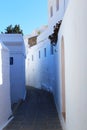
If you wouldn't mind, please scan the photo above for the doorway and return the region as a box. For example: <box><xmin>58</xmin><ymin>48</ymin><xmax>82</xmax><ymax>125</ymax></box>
<box><xmin>61</xmin><ymin>36</ymin><xmax>66</xmax><ymax>120</ymax></box>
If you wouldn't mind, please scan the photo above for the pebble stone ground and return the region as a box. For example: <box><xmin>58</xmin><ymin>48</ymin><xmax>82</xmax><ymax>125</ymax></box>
<box><xmin>3</xmin><ymin>87</ymin><xmax>62</xmax><ymax>130</ymax></box>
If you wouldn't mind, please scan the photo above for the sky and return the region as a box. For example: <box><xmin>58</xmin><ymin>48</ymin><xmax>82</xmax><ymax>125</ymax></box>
<box><xmin>0</xmin><ymin>0</ymin><xmax>48</xmax><ymax>35</ymax></box>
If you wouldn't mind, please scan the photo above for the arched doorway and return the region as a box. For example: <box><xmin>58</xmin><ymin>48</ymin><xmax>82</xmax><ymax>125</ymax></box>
<box><xmin>61</xmin><ymin>36</ymin><xmax>66</xmax><ymax>120</ymax></box>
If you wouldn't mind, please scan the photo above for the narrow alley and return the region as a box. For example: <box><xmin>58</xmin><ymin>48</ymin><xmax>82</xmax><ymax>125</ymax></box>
<box><xmin>3</xmin><ymin>87</ymin><xmax>62</xmax><ymax>130</ymax></box>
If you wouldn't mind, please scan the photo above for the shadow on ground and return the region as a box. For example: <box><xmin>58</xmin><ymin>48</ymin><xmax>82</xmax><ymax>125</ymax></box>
<box><xmin>3</xmin><ymin>87</ymin><xmax>62</xmax><ymax>130</ymax></box>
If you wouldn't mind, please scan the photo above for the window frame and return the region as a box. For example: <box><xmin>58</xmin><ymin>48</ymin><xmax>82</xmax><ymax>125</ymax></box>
<box><xmin>10</xmin><ymin>57</ymin><xmax>13</xmax><ymax>65</ymax></box>
<box><xmin>32</xmin><ymin>55</ymin><xmax>34</xmax><ymax>61</ymax></box>
<box><xmin>50</xmin><ymin>44</ymin><xmax>54</xmax><ymax>55</ymax></box>
<box><xmin>39</xmin><ymin>51</ymin><xmax>41</xmax><ymax>59</ymax></box>
<box><xmin>50</xmin><ymin>6</ymin><xmax>53</xmax><ymax>17</ymax></box>
<box><xmin>56</xmin><ymin>0</ymin><xmax>59</xmax><ymax>11</ymax></box>
<box><xmin>44</xmin><ymin>48</ymin><xmax>46</xmax><ymax>57</ymax></box>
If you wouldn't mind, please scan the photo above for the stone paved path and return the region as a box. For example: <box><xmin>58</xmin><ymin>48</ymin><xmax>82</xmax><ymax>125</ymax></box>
<box><xmin>3</xmin><ymin>87</ymin><xmax>62</xmax><ymax>130</ymax></box>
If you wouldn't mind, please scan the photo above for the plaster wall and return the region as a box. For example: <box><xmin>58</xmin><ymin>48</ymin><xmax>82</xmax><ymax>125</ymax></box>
<box><xmin>26</xmin><ymin>39</ymin><xmax>55</xmax><ymax>92</ymax></box>
<box><xmin>10</xmin><ymin>53</ymin><xmax>26</xmax><ymax>103</ymax></box>
<box><xmin>48</xmin><ymin>0</ymin><xmax>64</xmax><ymax>27</ymax></box>
<box><xmin>26</xmin><ymin>0</ymin><xmax>87</xmax><ymax>130</ymax></box>
<box><xmin>54</xmin><ymin>0</ymin><xmax>87</xmax><ymax>130</ymax></box>
<box><xmin>37</xmin><ymin>0</ymin><xmax>70</xmax><ymax>45</ymax></box>
<box><xmin>0</xmin><ymin>42</ymin><xmax>12</xmax><ymax>129</ymax></box>
<box><xmin>0</xmin><ymin>34</ymin><xmax>26</xmax><ymax>104</ymax></box>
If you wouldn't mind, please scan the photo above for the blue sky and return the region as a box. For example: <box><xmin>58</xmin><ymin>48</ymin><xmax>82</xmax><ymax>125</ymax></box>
<box><xmin>0</xmin><ymin>0</ymin><xmax>48</xmax><ymax>35</ymax></box>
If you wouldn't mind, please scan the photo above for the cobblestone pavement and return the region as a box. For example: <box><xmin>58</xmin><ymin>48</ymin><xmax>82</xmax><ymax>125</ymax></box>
<box><xmin>3</xmin><ymin>87</ymin><xmax>62</xmax><ymax>130</ymax></box>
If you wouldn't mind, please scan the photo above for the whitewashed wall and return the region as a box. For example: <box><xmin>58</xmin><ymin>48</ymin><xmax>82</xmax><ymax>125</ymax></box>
<box><xmin>25</xmin><ymin>0</ymin><xmax>69</xmax><ymax>97</ymax></box>
<box><xmin>48</xmin><ymin>0</ymin><xmax>64</xmax><ymax>25</ymax></box>
<box><xmin>10</xmin><ymin>52</ymin><xmax>26</xmax><ymax>104</ymax></box>
<box><xmin>26</xmin><ymin>0</ymin><xmax>87</xmax><ymax>130</ymax></box>
<box><xmin>0</xmin><ymin>41</ymin><xmax>12</xmax><ymax>130</ymax></box>
<box><xmin>26</xmin><ymin>39</ymin><xmax>55</xmax><ymax>92</ymax></box>
<box><xmin>48</xmin><ymin>0</ymin><xmax>69</xmax><ymax>33</ymax></box>
<box><xmin>54</xmin><ymin>0</ymin><xmax>87</xmax><ymax>130</ymax></box>
<box><xmin>26</xmin><ymin>0</ymin><xmax>66</xmax><ymax>89</ymax></box>
<box><xmin>0</xmin><ymin>34</ymin><xmax>26</xmax><ymax>104</ymax></box>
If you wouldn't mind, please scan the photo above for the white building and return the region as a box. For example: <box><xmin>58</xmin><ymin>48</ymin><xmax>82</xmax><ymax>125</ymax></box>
<box><xmin>24</xmin><ymin>25</ymin><xmax>48</xmax><ymax>54</ymax></box>
<box><xmin>0</xmin><ymin>34</ymin><xmax>26</xmax><ymax>104</ymax></box>
<box><xmin>26</xmin><ymin>0</ymin><xmax>87</xmax><ymax>130</ymax></box>
<box><xmin>25</xmin><ymin>0</ymin><xmax>66</xmax><ymax>91</ymax></box>
<box><xmin>26</xmin><ymin>39</ymin><xmax>55</xmax><ymax>91</ymax></box>
<box><xmin>24</xmin><ymin>25</ymin><xmax>48</xmax><ymax>87</ymax></box>
<box><xmin>0</xmin><ymin>41</ymin><xmax>12</xmax><ymax>130</ymax></box>
<box><xmin>57</xmin><ymin>0</ymin><xmax>87</xmax><ymax>130</ymax></box>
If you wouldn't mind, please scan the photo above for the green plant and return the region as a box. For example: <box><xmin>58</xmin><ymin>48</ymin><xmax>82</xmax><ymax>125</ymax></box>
<box><xmin>2</xmin><ymin>24</ymin><xmax>23</xmax><ymax>35</ymax></box>
<box><xmin>48</xmin><ymin>20</ymin><xmax>62</xmax><ymax>46</ymax></box>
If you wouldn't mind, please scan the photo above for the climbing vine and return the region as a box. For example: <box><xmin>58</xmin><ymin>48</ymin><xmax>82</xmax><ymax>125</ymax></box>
<box><xmin>48</xmin><ymin>20</ymin><xmax>62</xmax><ymax>46</ymax></box>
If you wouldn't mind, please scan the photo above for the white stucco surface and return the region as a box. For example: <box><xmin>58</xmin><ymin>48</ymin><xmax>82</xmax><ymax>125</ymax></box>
<box><xmin>26</xmin><ymin>0</ymin><xmax>68</xmax><ymax>92</ymax></box>
<box><xmin>0</xmin><ymin>34</ymin><xmax>26</xmax><ymax>104</ymax></box>
<box><xmin>0</xmin><ymin>41</ymin><xmax>12</xmax><ymax>129</ymax></box>
<box><xmin>26</xmin><ymin>0</ymin><xmax>87</xmax><ymax>130</ymax></box>
<box><xmin>26</xmin><ymin>0</ymin><xmax>66</xmax><ymax>90</ymax></box>
<box><xmin>56</xmin><ymin>0</ymin><xmax>87</xmax><ymax>130</ymax></box>
<box><xmin>26</xmin><ymin>38</ymin><xmax>55</xmax><ymax>92</ymax></box>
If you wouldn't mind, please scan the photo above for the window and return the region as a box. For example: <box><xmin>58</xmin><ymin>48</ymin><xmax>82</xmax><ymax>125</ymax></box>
<box><xmin>10</xmin><ymin>57</ymin><xmax>13</xmax><ymax>65</ymax></box>
<box><xmin>44</xmin><ymin>48</ymin><xmax>46</xmax><ymax>57</ymax></box>
<box><xmin>39</xmin><ymin>51</ymin><xmax>40</xmax><ymax>58</ymax></box>
<box><xmin>32</xmin><ymin>55</ymin><xmax>34</xmax><ymax>61</ymax></box>
<box><xmin>50</xmin><ymin>6</ymin><xmax>53</xmax><ymax>17</ymax></box>
<box><xmin>56</xmin><ymin>0</ymin><xmax>59</xmax><ymax>11</ymax></box>
<box><xmin>50</xmin><ymin>44</ymin><xmax>54</xmax><ymax>55</ymax></box>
